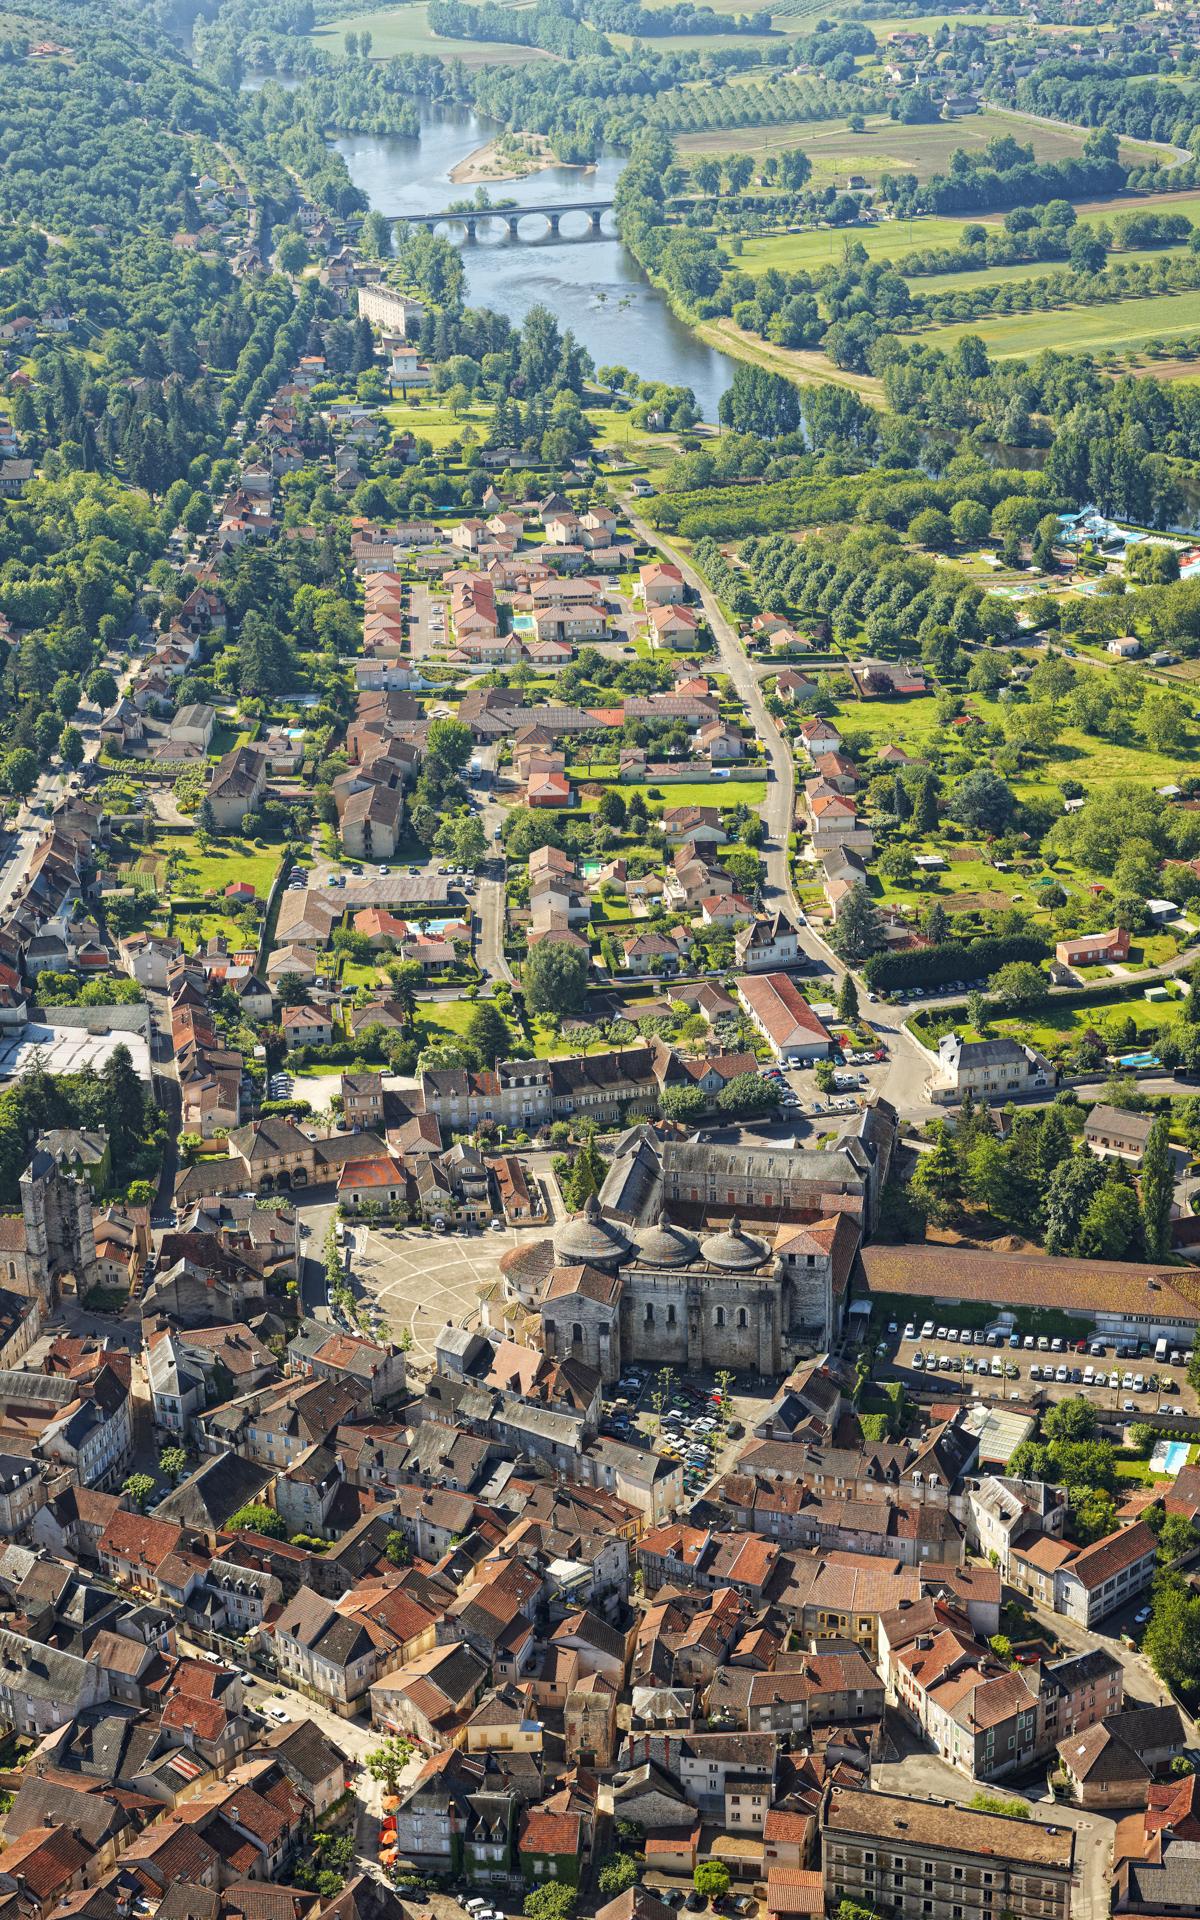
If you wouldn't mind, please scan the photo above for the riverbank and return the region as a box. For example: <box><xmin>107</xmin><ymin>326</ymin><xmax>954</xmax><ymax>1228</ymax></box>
<box><xmin>449</xmin><ymin>134</ymin><xmax>586</xmax><ymax>186</ymax></box>
<box><xmin>696</xmin><ymin>314</ymin><xmax>885</xmax><ymax>403</ymax></box>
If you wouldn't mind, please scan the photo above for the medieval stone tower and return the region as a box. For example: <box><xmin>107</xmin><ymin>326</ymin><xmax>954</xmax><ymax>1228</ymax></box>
<box><xmin>20</xmin><ymin>1147</ymin><xmax>99</xmax><ymax>1306</ymax></box>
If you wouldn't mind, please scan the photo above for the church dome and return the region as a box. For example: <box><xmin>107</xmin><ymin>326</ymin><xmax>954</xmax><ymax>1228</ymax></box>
<box><xmin>634</xmin><ymin>1208</ymin><xmax>699</xmax><ymax>1269</ymax></box>
<box><xmin>701</xmin><ymin>1216</ymin><xmax>768</xmax><ymax>1271</ymax></box>
<box><xmin>553</xmin><ymin>1193</ymin><xmax>631</xmax><ymax>1269</ymax></box>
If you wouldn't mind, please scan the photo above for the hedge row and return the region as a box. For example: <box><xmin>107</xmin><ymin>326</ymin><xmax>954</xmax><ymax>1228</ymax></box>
<box><xmin>864</xmin><ymin>933</ymin><xmax>1049</xmax><ymax>992</ymax></box>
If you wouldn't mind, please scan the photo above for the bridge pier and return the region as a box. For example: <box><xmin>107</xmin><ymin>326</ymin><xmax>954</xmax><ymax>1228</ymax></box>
<box><xmin>505</xmin><ymin>213</ymin><xmax>520</xmax><ymax>239</ymax></box>
<box><xmin>463</xmin><ymin>215</ymin><xmax>477</xmax><ymax>242</ymax></box>
<box><xmin>588</xmin><ymin>207</ymin><xmax>603</xmax><ymax>234</ymax></box>
<box><xmin>547</xmin><ymin>211</ymin><xmax>561</xmax><ymax>236</ymax></box>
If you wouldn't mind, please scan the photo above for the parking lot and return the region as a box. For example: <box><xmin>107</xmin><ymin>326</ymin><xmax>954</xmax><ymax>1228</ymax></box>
<box><xmin>600</xmin><ymin>1364</ymin><xmax>773</xmax><ymax>1501</ymax></box>
<box><xmin>884</xmin><ymin>1315</ymin><xmax>1199</xmax><ymax>1416</ymax></box>
<box><xmin>760</xmin><ymin>1030</ymin><xmax>891</xmax><ymax>1122</ymax></box>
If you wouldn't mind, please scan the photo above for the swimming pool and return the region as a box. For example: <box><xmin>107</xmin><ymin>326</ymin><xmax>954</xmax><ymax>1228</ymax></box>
<box><xmin>1117</xmin><ymin>1051</ymin><xmax>1160</xmax><ymax>1069</ymax></box>
<box><xmin>512</xmin><ymin>613</ymin><xmax>534</xmax><ymax>633</ymax></box>
<box><xmin>1150</xmin><ymin>1439</ymin><xmax>1191</xmax><ymax>1476</ymax></box>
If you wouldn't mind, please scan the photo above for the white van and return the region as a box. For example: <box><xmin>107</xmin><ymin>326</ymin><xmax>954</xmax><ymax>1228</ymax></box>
<box><xmin>1155</xmin><ymin>1337</ymin><xmax>1169</xmax><ymax>1363</ymax></box>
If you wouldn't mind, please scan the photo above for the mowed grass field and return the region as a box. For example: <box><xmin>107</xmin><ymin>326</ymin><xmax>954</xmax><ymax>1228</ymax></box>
<box><xmin>911</xmin><ymin>241</ymin><xmax>1199</xmax><ymax>297</ymax></box>
<box><xmin>308</xmin><ymin>3</ymin><xmax>552</xmax><ymax>64</ymax></box>
<box><xmin>676</xmin><ymin>108</ymin><xmax>1158</xmax><ymax>181</ymax></box>
<box><xmin>922</xmin><ymin>287</ymin><xmax>1200</xmax><ymax>363</ymax></box>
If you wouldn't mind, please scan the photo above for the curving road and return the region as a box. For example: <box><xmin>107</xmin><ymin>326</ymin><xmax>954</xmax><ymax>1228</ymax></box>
<box><xmin>621</xmin><ymin>501</ymin><xmax>940</xmax><ymax>1111</ymax></box>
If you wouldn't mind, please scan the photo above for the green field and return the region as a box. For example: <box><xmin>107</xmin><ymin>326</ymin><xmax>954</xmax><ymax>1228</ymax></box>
<box><xmin>918</xmin><ymin>991</ymin><xmax>1183</xmax><ymax>1055</ymax></box>
<box><xmin>911</xmin><ymin>241</ymin><xmax>1199</xmax><ymax>298</ymax></box>
<box><xmin>173</xmin><ymin>909</ymin><xmax>257</xmax><ymax>954</ymax></box>
<box><xmin>858</xmin><ymin>9</ymin><xmax>1023</xmax><ymax>30</ymax></box>
<box><xmin>308</xmin><ymin>3</ymin><xmax>552</xmax><ymax>64</ymax></box>
<box><xmin>678</xmin><ymin>108</ymin><xmax>1156</xmax><ymax>182</ymax></box>
<box><xmin>923</xmin><ymin>286</ymin><xmax>1200</xmax><ymax>363</ymax></box>
<box><xmin>381</xmin><ymin>396</ymin><xmax>490</xmax><ymax>449</ymax></box>
<box><xmin>834</xmin><ymin>691</ymin><xmax>1200</xmax><ymax>798</ymax></box>
<box><xmin>736</xmin><ymin>213</ymin><xmax>972</xmax><ymax>278</ymax></box>
<box><xmin>576</xmin><ymin>778</ymin><xmax>768</xmax><ymax>811</ymax></box>
<box><xmin>609</xmin><ymin>26</ymin><xmax>781</xmax><ymax>49</ymax></box>
<box><xmin>153</xmin><ymin>831</ymin><xmax>284</xmax><ymax>899</ymax></box>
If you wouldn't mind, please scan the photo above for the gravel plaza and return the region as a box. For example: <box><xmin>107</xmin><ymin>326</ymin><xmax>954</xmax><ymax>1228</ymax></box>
<box><xmin>352</xmin><ymin>1221</ymin><xmax>526</xmax><ymax>1361</ymax></box>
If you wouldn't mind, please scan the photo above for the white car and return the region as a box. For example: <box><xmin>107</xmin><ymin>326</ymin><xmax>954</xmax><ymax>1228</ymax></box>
<box><xmin>921</xmin><ymin>1321</ymin><xmax>934</xmax><ymax>1339</ymax></box>
<box><xmin>912</xmin><ymin>1352</ymin><xmax>925</xmax><ymax>1370</ymax></box>
<box><xmin>947</xmin><ymin>1328</ymin><xmax>959</xmax><ymax>1343</ymax></box>
<box><xmin>903</xmin><ymin>1323</ymin><xmax>916</xmax><ymax>1341</ymax></box>
<box><xmin>1109</xmin><ymin>1371</ymin><xmax>1120</xmax><ymax>1388</ymax></box>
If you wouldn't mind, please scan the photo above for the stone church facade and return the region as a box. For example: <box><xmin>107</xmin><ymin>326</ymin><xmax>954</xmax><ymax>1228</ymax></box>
<box><xmin>535</xmin><ymin>1196</ymin><xmax>861</xmax><ymax>1385</ymax></box>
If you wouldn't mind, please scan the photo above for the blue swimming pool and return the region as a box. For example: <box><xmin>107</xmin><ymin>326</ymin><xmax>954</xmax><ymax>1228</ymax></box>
<box><xmin>1154</xmin><ymin>1440</ymin><xmax>1191</xmax><ymax>1476</ymax></box>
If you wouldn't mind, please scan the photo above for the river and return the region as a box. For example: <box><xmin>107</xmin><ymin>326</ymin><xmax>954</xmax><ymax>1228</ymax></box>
<box><xmin>331</xmin><ymin>108</ymin><xmax>734</xmax><ymax>420</ymax></box>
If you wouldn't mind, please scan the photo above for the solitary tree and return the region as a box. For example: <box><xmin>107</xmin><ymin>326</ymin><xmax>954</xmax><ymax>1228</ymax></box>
<box><xmin>227</xmin><ymin>1502</ymin><xmax>286</xmax><ymax>1538</ymax></box>
<box><xmin>838</xmin><ymin>972</ymin><xmax>859</xmax><ymax>1023</ymax></box>
<box><xmin>364</xmin><ymin>1735</ymin><xmax>415</xmax><ymax>1793</ymax></box>
<box><xmin>694</xmin><ymin>1863</ymin><xmax>731</xmax><ymax>1903</ymax></box>
<box><xmin>1141</xmin><ymin>1113</ymin><xmax>1175</xmax><ymax>1259</ymax></box>
<box><xmin>159</xmin><ymin>1447</ymin><xmax>188</xmax><ymax>1487</ymax></box>
<box><xmin>123</xmin><ymin>1473</ymin><xmax>155</xmax><ymax>1513</ymax></box>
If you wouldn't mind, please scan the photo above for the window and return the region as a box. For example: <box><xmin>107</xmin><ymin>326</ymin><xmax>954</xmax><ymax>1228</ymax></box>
<box><xmin>714</xmin><ymin>1306</ymin><xmax>726</xmax><ymax>1328</ymax></box>
<box><xmin>737</xmin><ymin>1308</ymin><xmax>748</xmax><ymax>1328</ymax></box>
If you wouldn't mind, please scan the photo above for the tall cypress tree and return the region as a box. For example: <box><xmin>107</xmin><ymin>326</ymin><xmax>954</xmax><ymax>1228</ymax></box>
<box><xmin>1140</xmin><ymin>1113</ymin><xmax>1175</xmax><ymax>1261</ymax></box>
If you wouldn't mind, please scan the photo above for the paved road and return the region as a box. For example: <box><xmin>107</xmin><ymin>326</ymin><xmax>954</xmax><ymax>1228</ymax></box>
<box><xmin>473</xmin><ymin>794</ymin><xmax>513</xmax><ymax>988</ymax></box>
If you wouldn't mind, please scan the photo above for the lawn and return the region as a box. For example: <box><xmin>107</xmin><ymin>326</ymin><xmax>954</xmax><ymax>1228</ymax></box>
<box><xmin>415</xmin><ymin>997</ymin><xmax>479</xmax><ymax>1046</ymax></box>
<box><xmin>531</xmin><ymin>1019</ymin><xmax>622</xmax><ymax>1058</ymax></box>
<box><xmin>912</xmin><ymin>992</ymin><xmax>1181</xmax><ymax>1056</ymax></box>
<box><xmin>1070</xmin><ymin>186</ymin><xmax>1200</xmax><ymax>224</ymax></box>
<box><xmin>609</xmin><ymin>26</ymin><xmax>780</xmax><ymax>49</ymax></box>
<box><xmin>735</xmin><ymin>214</ymin><xmax>970</xmax><ymax>278</ymax></box>
<box><xmin>380</xmin><ymin>396</ymin><xmax>489</xmax><ymax>449</ymax></box>
<box><xmin>173</xmin><ymin>910</ymin><xmax>257</xmax><ymax>954</ymax></box>
<box><xmin>308</xmin><ymin>3</ymin><xmax>552</xmax><ymax>64</ymax></box>
<box><xmin>153</xmin><ymin>831</ymin><xmax>284</xmax><ymax>900</ymax></box>
<box><xmin>924</xmin><ymin>286</ymin><xmax>1200</xmax><ymax>363</ymax></box>
<box><xmin>834</xmin><ymin>691</ymin><xmax>1200</xmax><ymax>799</ymax></box>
